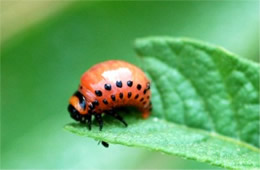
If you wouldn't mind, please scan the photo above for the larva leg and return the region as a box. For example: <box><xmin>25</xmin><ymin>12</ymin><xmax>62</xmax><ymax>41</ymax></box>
<box><xmin>106</xmin><ymin>110</ymin><xmax>128</xmax><ymax>127</ymax></box>
<box><xmin>80</xmin><ymin>117</ymin><xmax>86</xmax><ymax>124</ymax></box>
<box><xmin>86</xmin><ymin>114</ymin><xmax>92</xmax><ymax>130</ymax></box>
<box><xmin>95</xmin><ymin>113</ymin><xmax>103</xmax><ymax>131</ymax></box>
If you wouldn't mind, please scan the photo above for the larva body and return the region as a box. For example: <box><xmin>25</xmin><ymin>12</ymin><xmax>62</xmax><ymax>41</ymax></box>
<box><xmin>68</xmin><ymin>60</ymin><xmax>152</xmax><ymax>130</ymax></box>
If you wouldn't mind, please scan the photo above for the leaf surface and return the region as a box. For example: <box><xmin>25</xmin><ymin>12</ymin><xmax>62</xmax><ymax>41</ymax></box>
<box><xmin>65</xmin><ymin>37</ymin><xmax>260</xmax><ymax>169</ymax></box>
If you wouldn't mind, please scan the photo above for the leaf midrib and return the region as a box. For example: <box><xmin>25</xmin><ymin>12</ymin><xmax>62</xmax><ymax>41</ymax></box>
<box><xmin>146</xmin><ymin>58</ymin><xmax>217</xmax><ymax>131</ymax></box>
<box><xmin>186</xmin><ymin>41</ymin><xmax>259</xmax><ymax>141</ymax></box>
<box><xmin>137</xmin><ymin>38</ymin><xmax>259</xmax><ymax>146</ymax></box>
<box><xmin>145</xmin><ymin>74</ymin><xmax>259</xmax><ymax>153</ymax></box>
<box><xmin>168</xmin><ymin>41</ymin><xmax>240</xmax><ymax>139</ymax></box>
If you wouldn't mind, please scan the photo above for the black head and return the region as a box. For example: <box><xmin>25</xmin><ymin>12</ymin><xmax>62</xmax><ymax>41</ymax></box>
<box><xmin>68</xmin><ymin>104</ymin><xmax>81</xmax><ymax>121</ymax></box>
<box><xmin>68</xmin><ymin>91</ymin><xmax>88</xmax><ymax>122</ymax></box>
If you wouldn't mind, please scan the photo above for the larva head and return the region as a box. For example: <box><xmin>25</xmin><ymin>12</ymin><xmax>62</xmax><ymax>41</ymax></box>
<box><xmin>68</xmin><ymin>91</ymin><xmax>88</xmax><ymax>122</ymax></box>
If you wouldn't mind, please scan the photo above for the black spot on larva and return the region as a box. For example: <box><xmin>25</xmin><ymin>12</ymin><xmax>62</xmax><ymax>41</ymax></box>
<box><xmin>116</xmin><ymin>81</ymin><xmax>122</xmax><ymax>88</ymax></box>
<box><xmin>140</xmin><ymin>97</ymin><xmax>144</xmax><ymax>102</ymax></box>
<box><xmin>95</xmin><ymin>90</ymin><xmax>102</xmax><ymax>97</ymax></box>
<box><xmin>103</xmin><ymin>99</ymin><xmax>108</xmax><ymax>105</ymax></box>
<box><xmin>93</xmin><ymin>100</ymin><xmax>99</xmax><ymax>106</ymax></box>
<box><xmin>89</xmin><ymin>103</ymin><xmax>94</xmax><ymax>110</ymax></box>
<box><xmin>135</xmin><ymin>94</ymin><xmax>139</xmax><ymax>99</ymax></box>
<box><xmin>147</xmin><ymin>96</ymin><xmax>150</xmax><ymax>99</ymax></box>
<box><xmin>143</xmin><ymin>101</ymin><xmax>147</xmax><ymax>105</ymax></box>
<box><xmin>104</xmin><ymin>84</ymin><xmax>111</xmax><ymax>91</ymax></box>
<box><xmin>127</xmin><ymin>80</ymin><xmax>133</xmax><ymax>87</ymax></box>
<box><xmin>137</xmin><ymin>84</ymin><xmax>142</xmax><ymax>90</ymax></box>
<box><xmin>128</xmin><ymin>92</ymin><xmax>132</xmax><ymax>98</ymax></box>
<box><xmin>80</xmin><ymin>86</ymin><xmax>83</xmax><ymax>90</ymax></box>
<box><xmin>119</xmin><ymin>93</ymin><xmax>123</xmax><ymax>99</ymax></box>
<box><xmin>111</xmin><ymin>95</ymin><xmax>116</xmax><ymax>101</ymax></box>
<box><xmin>143</xmin><ymin>89</ymin><xmax>147</xmax><ymax>94</ymax></box>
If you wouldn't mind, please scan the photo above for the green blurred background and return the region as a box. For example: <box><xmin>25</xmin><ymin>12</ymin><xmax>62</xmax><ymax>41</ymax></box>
<box><xmin>1</xmin><ymin>1</ymin><xmax>259</xmax><ymax>169</ymax></box>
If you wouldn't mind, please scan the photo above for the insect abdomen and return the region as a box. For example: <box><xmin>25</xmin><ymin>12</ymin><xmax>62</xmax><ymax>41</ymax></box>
<box><xmin>79</xmin><ymin>60</ymin><xmax>152</xmax><ymax>117</ymax></box>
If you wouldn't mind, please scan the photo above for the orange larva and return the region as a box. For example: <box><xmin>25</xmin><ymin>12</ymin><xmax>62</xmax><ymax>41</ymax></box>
<box><xmin>68</xmin><ymin>60</ymin><xmax>152</xmax><ymax>130</ymax></box>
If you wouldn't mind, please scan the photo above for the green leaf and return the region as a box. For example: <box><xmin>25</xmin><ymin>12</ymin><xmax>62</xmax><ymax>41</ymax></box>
<box><xmin>65</xmin><ymin>37</ymin><xmax>260</xmax><ymax>169</ymax></box>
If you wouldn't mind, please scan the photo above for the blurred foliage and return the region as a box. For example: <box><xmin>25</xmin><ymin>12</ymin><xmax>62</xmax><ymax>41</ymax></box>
<box><xmin>1</xmin><ymin>1</ymin><xmax>70</xmax><ymax>43</ymax></box>
<box><xmin>1</xmin><ymin>1</ymin><xmax>258</xmax><ymax>169</ymax></box>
